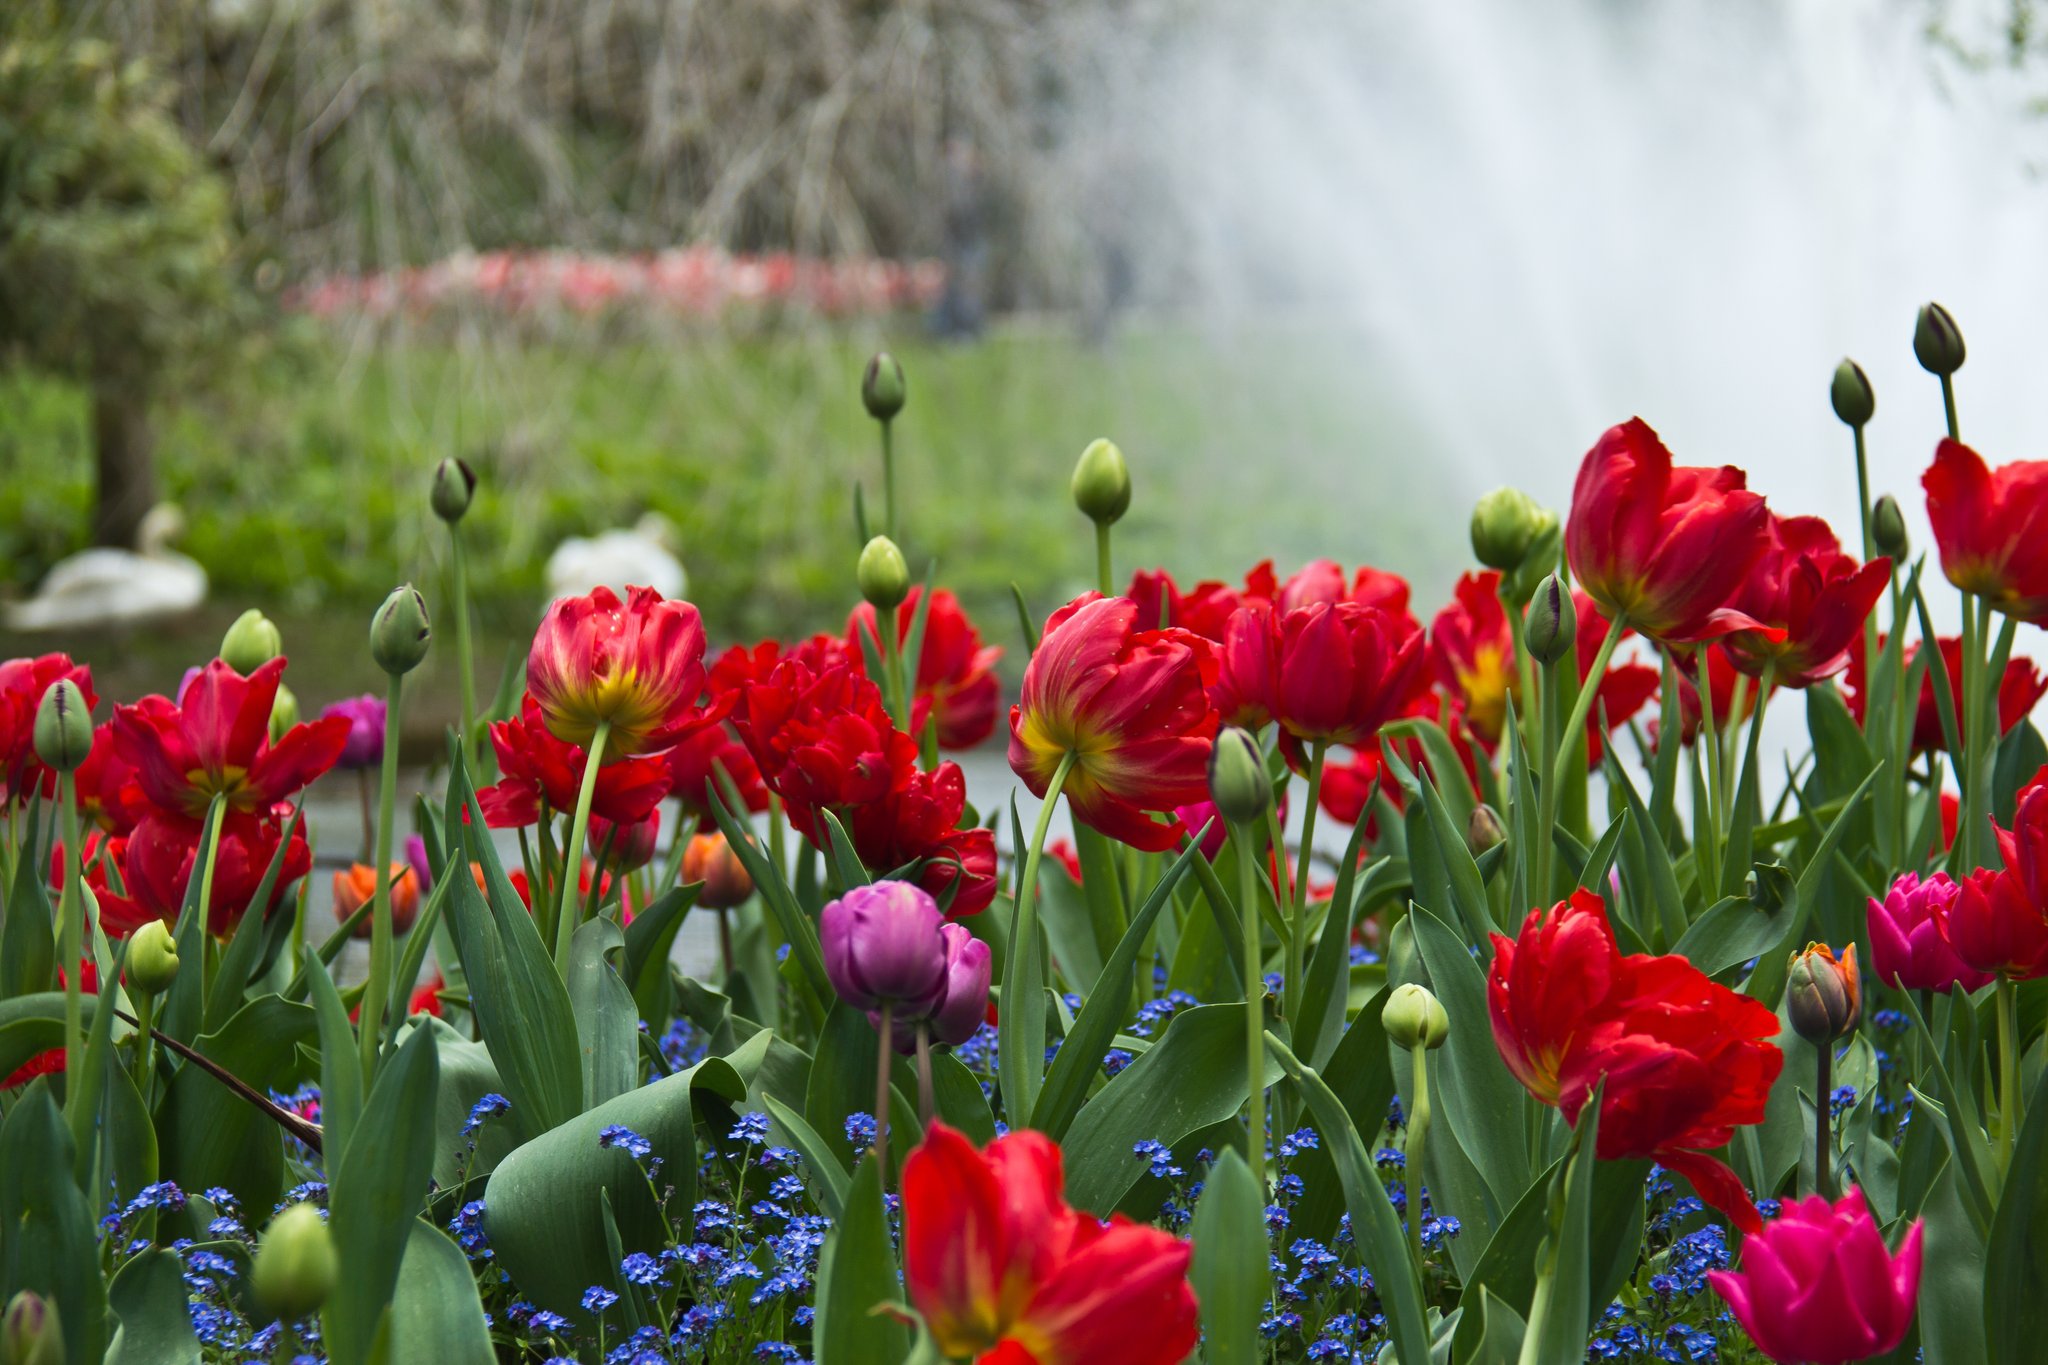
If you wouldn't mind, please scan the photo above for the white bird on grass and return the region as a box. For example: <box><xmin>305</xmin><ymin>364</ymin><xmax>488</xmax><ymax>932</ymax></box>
<box><xmin>5</xmin><ymin>504</ymin><xmax>208</xmax><ymax>632</ymax></box>
<box><xmin>544</xmin><ymin>511</ymin><xmax>687</xmax><ymax>602</ymax></box>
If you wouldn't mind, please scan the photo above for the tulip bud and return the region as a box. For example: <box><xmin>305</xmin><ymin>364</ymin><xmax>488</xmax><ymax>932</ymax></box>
<box><xmin>1383</xmin><ymin>982</ymin><xmax>1449</xmax><ymax>1051</ymax></box>
<box><xmin>1524</xmin><ymin>574</ymin><xmax>1575</xmax><ymax>667</ymax></box>
<box><xmin>1469</xmin><ymin>487</ymin><xmax>1547</xmax><ymax>571</ymax></box>
<box><xmin>1913</xmin><ymin>302</ymin><xmax>1965</xmax><ymax>376</ymax></box>
<box><xmin>1207</xmin><ymin>726</ymin><xmax>1272</xmax><ymax>826</ymax></box>
<box><xmin>127</xmin><ymin>920</ymin><xmax>180</xmax><ymax>995</ymax></box>
<box><xmin>819</xmin><ymin>880</ymin><xmax>949</xmax><ymax>1013</ymax></box>
<box><xmin>0</xmin><ymin>1291</ymin><xmax>61</xmax><ymax>1365</ymax></box>
<box><xmin>1070</xmin><ymin>438</ymin><xmax>1131</xmax><ymax>526</ymax></box>
<box><xmin>431</xmin><ymin>457</ymin><xmax>477</xmax><ymax>523</ymax></box>
<box><xmin>1872</xmin><ymin>495</ymin><xmax>1908</xmax><ymax>559</ymax></box>
<box><xmin>219</xmin><ymin>608</ymin><xmax>283</xmax><ymax>675</ymax></box>
<box><xmin>32</xmin><ymin>679</ymin><xmax>92</xmax><ymax>774</ymax></box>
<box><xmin>1785</xmin><ymin>942</ymin><xmax>1861</xmax><ymax>1046</ymax></box>
<box><xmin>369</xmin><ymin>585</ymin><xmax>431</xmax><ymax>676</ymax></box>
<box><xmin>862</xmin><ymin>352</ymin><xmax>907</xmax><ymax>421</ymax></box>
<box><xmin>683</xmin><ymin>832</ymin><xmax>753</xmax><ymax>910</ymax></box>
<box><xmin>1829</xmin><ymin>359</ymin><xmax>1875</xmax><ymax>428</ymax></box>
<box><xmin>252</xmin><ymin>1202</ymin><xmax>337</xmax><ymax>1321</ymax></box>
<box><xmin>857</xmin><ymin>536</ymin><xmax>911</xmax><ymax>611</ymax></box>
<box><xmin>1467</xmin><ymin>803</ymin><xmax>1506</xmax><ymax>856</ymax></box>
<box><xmin>268</xmin><ymin>682</ymin><xmax>299</xmax><ymax>744</ymax></box>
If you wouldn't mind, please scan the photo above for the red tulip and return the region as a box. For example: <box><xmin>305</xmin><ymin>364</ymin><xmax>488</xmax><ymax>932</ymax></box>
<box><xmin>1708</xmin><ymin>1187</ymin><xmax>1921</xmax><ymax>1364</ymax></box>
<box><xmin>94</xmin><ymin>808</ymin><xmax>311</xmax><ymax>939</ymax></box>
<box><xmin>588</xmin><ymin>809</ymin><xmax>661</xmax><ymax>873</ymax></box>
<box><xmin>902</xmin><ymin>1122</ymin><xmax>1198</xmax><ymax>1365</ymax></box>
<box><xmin>409</xmin><ymin>971</ymin><xmax>446</xmax><ymax>1019</ymax></box>
<box><xmin>1220</xmin><ymin>600</ymin><xmax>1429</xmax><ymax>772</ymax></box>
<box><xmin>0</xmin><ymin>654</ymin><xmax>96</xmax><ymax>804</ymax></box>
<box><xmin>527</xmin><ymin>585</ymin><xmax>709</xmax><ymax>756</ymax></box>
<box><xmin>665</xmin><ymin>721</ymin><xmax>768</xmax><ymax>829</ymax></box>
<box><xmin>1008</xmin><ymin>594</ymin><xmax>1219</xmax><ymax>853</ymax></box>
<box><xmin>1565</xmin><ymin>418</ymin><xmax>1776</xmax><ymax>644</ymax></box>
<box><xmin>1720</xmin><ymin>515</ymin><xmax>1890</xmax><ymax>688</ymax></box>
<box><xmin>848</xmin><ymin>587</ymin><xmax>1003</xmax><ymax>750</ymax></box>
<box><xmin>1867</xmin><ymin>872</ymin><xmax>1991</xmax><ymax>993</ymax></box>
<box><xmin>1124</xmin><ymin>561</ymin><xmax>1278</xmax><ymax>643</ymax></box>
<box><xmin>1844</xmin><ymin>633</ymin><xmax>2047</xmax><ymax>754</ymax></box>
<box><xmin>1278</xmin><ymin>559</ymin><xmax>1414</xmax><ymax>621</ymax></box>
<box><xmin>1663</xmin><ymin>645</ymin><xmax>1769</xmax><ymax>750</ymax></box>
<box><xmin>1488</xmin><ymin>889</ymin><xmax>1783</xmax><ymax>1232</ymax></box>
<box><xmin>111</xmin><ymin>659</ymin><xmax>347</xmax><ymax>819</ymax></box>
<box><xmin>1922</xmin><ymin>437</ymin><xmax>2048</xmax><ymax>623</ymax></box>
<box><xmin>1572</xmin><ymin>593</ymin><xmax>1661</xmax><ymax>763</ymax></box>
<box><xmin>1941</xmin><ymin>872</ymin><xmax>2048</xmax><ymax>980</ymax></box>
<box><xmin>845</xmin><ymin>760</ymin><xmax>999</xmax><ymax>916</ymax></box>
<box><xmin>1432</xmin><ymin>571</ymin><xmax>1516</xmax><ymax>746</ymax></box>
<box><xmin>478</xmin><ymin>696</ymin><xmax>674</xmax><ymax>830</ymax></box>
<box><xmin>736</xmin><ymin>655</ymin><xmax>919</xmax><ymax>834</ymax></box>
<box><xmin>73</xmin><ymin>722</ymin><xmax>147</xmax><ymax>836</ymax></box>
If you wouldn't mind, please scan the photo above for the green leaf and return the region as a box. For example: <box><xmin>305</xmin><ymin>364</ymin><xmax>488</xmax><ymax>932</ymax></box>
<box><xmin>623</xmin><ymin>885</ymin><xmax>696</xmax><ymax>1031</ymax></box>
<box><xmin>1037</xmin><ymin>856</ymin><xmax>1106</xmax><ymax>990</ymax></box>
<box><xmin>482</xmin><ymin>1068</ymin><xmax>703</xmax><ymax>1319</ymax></box>
<box><xmin>813</xmin><ymin>1150</ymin><xmax>910</xmax><ymax>1365</ymax></box>
<box><xmin>324</xmin><ymin>1024</ymin><xmax>441</xmax><ymax>1365</ymax></box>
<box><xmin>206</xmin><ymin>805</ymin><xmax>306</xmax><ymax>1030</ymax></box>
<box><xmin>1409</xmin><ymin>905</ymin><xmax>1530</xmax><ymax>1212</ymax></box>
<box><xmin>927</xmin><ymin>1049</ymin><xmax>997</xmax><ymax>1146</ymax></box>
<box><xmin>818</xmin><ymin>809</ymin><xmax>873</xmax><ymax>895</ymax></box>
<box><xmin>1920</xmin><ymin>1156</ymin><xmax>1988</xmax><ymax>1365</ymax></box>
<box><xmin>1523</xmin><ymin>1090</ymin><xmax>1603</xmax><ymax>1365</ymax></box>
<box><xmin>1986</xmin><ymin>1071</ymin><xmax>2048</xmax><ymax>1364</ymax></box>
<box><xmin>1064</xmin><ymin>1004</ymin><xmax>1280</xmax><ymax>1216</ymax></box>
<box><xmin>1468</xmin><ymin>1289</ymin><xmax>1528</xmax><ymax>1365</ymax></box>
<box><xmin>1287</xmin><ymin>989</ymin><xmax>1396</xmax><ymax>1244</ymax></box>
<box><xmin>106</xmin><ymin>1248</ymin><xmax>201</xmax><ymax>1365</ymax></box>
<box><xmin>0</xmin><ymin>1083</ymin><xmax>107</xmax><ymax>1363</ymax></box>
<box><xmin>1</xmin><ymin>849</ymin><xmax>55</xmax><ymax>998</ymax></box>
<box><xmin>1189</xmin><ymin>1148</ymin><xmax>1269</xmax><ymax>1365</ymax></box>
<box><xmin>763</xmin><ymin>1093</ymin><xmax>852</xmax><ymax>1219</ymax></box>
<box><xmin>304</xmin><ymin>951</ymin><xmax>363</xmax><ymax>1160</ymax></box>
<box><xmin>1671</xmin><ymin>892</ymin><xmax>1798</xmax><ymax>979</ymax></box>
<box><xmin>805</xmin><ymin>1001</ymin><xmax>921</xmax><ymax>1177</ymax></box>
<box><xmin>155</xmin><ymin>994</ymin><xmax>316</xmax><ymax>1215</ymax></box>
<box><xmin>1744</xmin><ymin>766</ymin><xmax>1879</xmax><ymax>1008</ymax></box>
<box><xmin>566</xmin><ymin>916</ymin><xmax>641</xmax><ymax>1109</ymax></box>
<box><xmin>707</xmin><ymin>780</ymin><xmax>831</xmax><ymax>1006</ymax></box>
<box><xmin>383</xmin><ymin>1221</ymin><xmax>495</xmax><ymax>1364</ymax></box>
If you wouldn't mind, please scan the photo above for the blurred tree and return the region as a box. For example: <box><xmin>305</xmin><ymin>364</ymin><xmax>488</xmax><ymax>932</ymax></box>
<box><xmin>0</xmin><ymin>2</ymin><xmax>240</xmax><ymax>547</ymax></box>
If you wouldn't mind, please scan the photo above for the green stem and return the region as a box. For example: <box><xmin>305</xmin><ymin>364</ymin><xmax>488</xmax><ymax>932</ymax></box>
<box><xmin>131</xmin><ymin>991</ymin><xmax>156</xmax><ymax>1106</ymax></box>
<box><xmin>1814</xmin><ymin>1039</ymin><xmax>1835</xmax><ymax>1200</ymax></box>
<box><xmin>358</xmin><ymin>671</ymin><xmax>404</xmax><ymax>1084</ymax></box>
<box><xmin>915</xmin><ymin>1023</ymin><xmax>935</xmax><ymax>1126</ymax></box>
<box><xmin>1941</xmin><ymin>374</ymin><xmax>1960</xmax><ymax>442</ymax></box>
<box><xmin>1095</xmin><ymin>521</ymin><xmax>1113</xmax><ymax>597</ymax></box>
<box><xmin>186</xmin><ymin>793</ymin><xmax>228</xmax><ymax>1004</ymax></box>
<box><xmin>450</xmin><ymin>523</ymin><xmax>479</xmax><ymax>767</ymax></box>
<box><xmin>881</xmin><ymin>418</ymin><xmax>897</xmax><ymax>541</ymax></box>
<box><xmin>1853</xmin><ymin>424</ymin><xmax>1874</xmax><ymax>560</ymax></box>
<box><xmin>1542</xmin><ymin>615</ymin><xmax>1626</xmax><ymax>898</ymax></box>
<box><xmin>554</xmin><ymin>720</ymin><xmax>612</xmax><ymax>965</ymax></box>
<box><xmin>57</xmin><ymin>773</ymin><xmax>83</xmax><ymax>1083</ymax></box>
<box><xmin>1287</xmin><ymin>739</ymin><xmax>1329</xmax><ymax>1018</ymax></box>
<box><xmin>1234</xmin><ymin>818</ymin><xmax>1268</xmax><ymax>1193</ymax></box>
<box><xmin>1960</xmin><ymin>592</ymin><xmax>1984</xmax><ymax>873</ymax></box>
<box><xmin>1503</xmin><ymin>581</ymin><xmax>1539</xmax><ymax>753</ymax></box>
<box><xmin>1405</xmin><ymin>1042</ymin><xmax>1432</xmax><ymax>1291</ymax></box>
<box><xmin>999</xmin><ymin>751</ymin><xmax>1074</xmax><ymax>1121</ymax></box>
<box><xmin>878</xmin><ymin>605</ymin><xmax>910</xmax><ymax>732</ymax></box>
<box><xmin>874</xmin><ymin>1001</ymin><xmax>895</xmax><ymax>1188</ymax></box>
<box><xmin>1998</xmin><ymin>970</ymin><xmax>2019</xmax><ymax>1174</ymax></box>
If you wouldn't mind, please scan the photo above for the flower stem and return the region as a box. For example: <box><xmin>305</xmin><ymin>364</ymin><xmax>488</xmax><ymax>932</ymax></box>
<box><xmin>1287</xmin><ymin>739</ymin><xmax>1329</xmax><ymax>1020</ymax></box>
<box><xmin>554</xmin><ymin>720</ymin><xmax>612</xmax><ymax>966</ymax></box>
<box><xmin>358</xmin><ymin>670</ymin><xmax>405</xmax><ymax>1084</ymax></box>
<box><xmin>873</xmin><ymin>1001</ymin><xmax>895</xmax><ymax>1187</ymax></box>
<box><xmin>1960</xmin><ymin>592</ymin><xmax>1986</xmax><ymax>874</ymax></box>
<box><xmin>1998</xmin><ymin>970</ymin><xmax>2019</xmax><ymax>1174</ymax></box>
<box><xmin>915</xmin><ymin>1023</ymin><xmax>935</xmax><ymax>1126</ymax></box>
<box><xmin>1814</xmin><ymin>1038</ymin><xmax>1835</xmax><ymax>1201</ymax></box>
<box><xmin>1542</xmin><ymin>614</ymin><xmax>1626</xmax><ymax>898</ymax></box>
<box><xmin>1095</xmin><ymin>522</ymin><xmax>1113</xmax><ymax>597</ymax></box>
<box><xmin>56</xmin><ymin>772</ymin><xmax>83</xmax><ymax>1083</ymax></box>
<box><xmin>999</xmin><ymin>751</ymin><xmax>1074</xmax><ymax>1122</ymax></box>
<box><xmin>1234</xmin><ymin>818</ymin><xmax>1268</xmax><ymax>1193</ymax></box>
<box><xmin>450</xmin><ymin>521</ymin><xmax>480</xmax><ymax>767</ymax></box>
<box><xmin>187</xmin><ymin>792</ymin><xmax>228</xmax><ymax>1003</ymax></box>
<box><xmin>1940</xmin><ymin>374</ymin><xmax>1960</xmax><ymax>442</ymax></box>
<box><xmin>881</xmin><ymin>418</ymin><xmax>897</xmax><ymax>541</ymax></box>
<box><xmin>1405</xmin><ymin>1041</ymin><xmax>1433</xmax><ymax>1291</ymax></box>
<box><xmin>1695</xmin><ymin>649</ymin><xmax>1727</xmax><ymax>901</ymax></box>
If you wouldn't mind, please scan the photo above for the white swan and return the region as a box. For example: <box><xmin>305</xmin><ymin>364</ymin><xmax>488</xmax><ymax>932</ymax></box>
<box><xmin>545</xmin><ymin>512</ymin><xmax>687</xmax><ymax>602</ymax></box>
<box><xmin>5</xmin><ymin>505</ymin><xmax>208</xmax><ymax>632</ymax></box>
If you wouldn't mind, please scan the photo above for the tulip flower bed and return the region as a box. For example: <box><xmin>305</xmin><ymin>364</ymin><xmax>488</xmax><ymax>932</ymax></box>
<box><xmin>0</xmin><ymin>304</ymin><xmax>2042</xmax><ymax>1365</ymax></box>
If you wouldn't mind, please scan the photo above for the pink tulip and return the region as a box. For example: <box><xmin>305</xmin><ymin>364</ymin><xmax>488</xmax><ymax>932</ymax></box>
<box><xmin>1867</xmin><ymin>871</ymin><xmax>1994</xmax><ymax>993</ymax></box>
<box><xmin>1708</xmin><ymin>1188</ymin><xmax>1922</xmax><ymax>1364</ymax></box>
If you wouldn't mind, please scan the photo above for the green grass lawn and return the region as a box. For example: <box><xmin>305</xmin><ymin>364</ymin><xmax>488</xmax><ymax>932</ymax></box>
<box><xmin>0</xmin><ymin>318</ymin><xmax>1472</xmax><ymax>719</ymax></box>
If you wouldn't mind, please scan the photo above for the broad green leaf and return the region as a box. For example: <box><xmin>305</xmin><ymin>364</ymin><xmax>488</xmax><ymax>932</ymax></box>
<box><xmin>304</xmin><ymin>951</ymin><xmax>363</xmax><ymax>1160</ymax></box>
<box><xmin>155</xmin><ymin>994</ymin><xmax>316</xmax><ymax>1215</ymax></box>
<box><xmin>763</xmin><ymin>1093</ymin><xmax>852</xmax><ymax>1219</ymax></box>
<box><xmin>1037</xmin><ymin>856</ymin><xmax>1106</xmax><ymax>990</ymax></box>
<box><xmin>813</xmin><ymin>1151</ymin><xmax>909</xmax><ymax>1364</ymax></box>
<box><xmin>1671</xmin><ymin>892</ymin><xmax>1798</xmax><ymax>979</ymax></box>
<box><xmin>1469</xmin><ymin>1289</ymin><xmax>1527</xmax><ymax>1365</ymax></box>
<box><xmin>383</xmin><ymin>1221</ymin><xmax>495</xmax><ymax>1364</ymax></box>
<box><xmin>804</xmin><ymin>1002</ymin><xmax>922</xmax><ymax>1177</ymax></box>
<box><xmin>1288</xmin><ymin>988</ymin><xmax>1396</xmax><ymax>1244</ymax></box>
<box><xmin>106</xmin><ymin>1248</ymin><xmax>201</xmax><ymax>1365</ymax></box>
<box><xmin>423</xmin><ymin>1018</ymin><xmax>523</xmax><ymax>1189</ymax></box>
<box><xmin>0</xmin><ymin>1084</ymin><xmax>106</xmax><ymax>1363</ymax></box>
<box><xmin>1986</xmin><ymin>1071</ymin><xmax>2048</xmax><ymax>1364</ymax></box>
<box><xmin>1523</xmin><ymin>1090</ymin><xmax>1602</xmax><ymax>1365</ymax></box>
<box><xmin>1</xmin><ymin>849</ymin><xmax>55</xmax><ymax>998</ymax></box>
<box><xmin>623</xmin><ymin>885</ymin><xmax>696</xmax><ymax>1031</ymax></box>
<box><xmin>1409</xmin><ymin>906</ymin><xmax>1530</xmax><ymax>1210</ymax></box>
<box><xmin>1921</xmin><ymin>1159</ymin><xmax>1988</xmax><ymax>1365</ymax></box>
<box><xmin>1189</xmin><ymin>1148</ymin><xmax>1269</xmax><ymax>1365</ymax></box>
<box><xmin>566</xmin><ymin>916</ymin><xmax>640</xmax><ymax>1109</ymax></box>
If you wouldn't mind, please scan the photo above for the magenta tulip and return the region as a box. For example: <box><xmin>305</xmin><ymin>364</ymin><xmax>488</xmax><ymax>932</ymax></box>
<box><xmin>322</xmin><ymin>694</ymin><xmax>388</xmax><ymax>771</ymax></box>
<box><xmin>926</xmin><ymin>924</ymin><xmax>992</xmax><ymax>1047</ymax></box>
<box><xmin>1867</xmin><ymin>871</ymin><xmax>1993</xmax><ymax>993</ymax></box>
<box><xmin>1708</xmin><ymin>1187</ymin><xmax>1922</xmax><ymax>1364</ymax></box>
<box><xmin>820</xmin><ymin>880</ymin><xmax>949</xmax><ymax>1015</ymax></box>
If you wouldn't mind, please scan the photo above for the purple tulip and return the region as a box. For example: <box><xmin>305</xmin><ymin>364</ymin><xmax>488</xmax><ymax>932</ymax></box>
<box><xmin>820</xmin><ymin>880</ymin><xmax>949</xmax><ymax>1015</ymax></box>
<box><xmin>404</xmin><ymin>833</ymin><xmax>433</xmax><ymax>893</ymax></box>
<box><xmin>322</xmin><ymin>695</ymin><xmax>387</xmax><ymax>770</ymax></box>
<box><xmin>926</xmin><ymin>924</ymin><xmax>992</xmax><ymax>1046</ymax></box>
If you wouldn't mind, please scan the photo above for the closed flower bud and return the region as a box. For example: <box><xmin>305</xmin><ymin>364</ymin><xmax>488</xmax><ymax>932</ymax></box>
<box><xmin>1829</xmin><ymin>359</ymin><xmax>1875</xmax><ymax>427</ymax></box>
<box><xmin>219</xmin><ymin>608</ymin><xmax>283</xmax><ymax>675</ymax></box>
<box><xmin>252</xmin><ymin>1202</ymin><xmax>337</xmax><ymax>1321</ymax></box>
<box><xmin>1913</xmin><ymin>302</ymin><xmax>1965</xmax><ymax>376</ymax></box>
<box><xmin>369</xmin><ymin>585</ymin><xmax>431</xmax><ymax>676</ymax></box>
<box><xmin>1524</xmin><ymin>574</ymin><xmax>1575</xmax><ymax>667</ymax></box>
<box><xmin>1785</xmin><ymin>942</ymin><xmax>1861</xmax><ymax>1046</ymax></box>
<box><xmin>0</xmin><ymin>1291</ymin><xmax>61</xmax><ymax>1365</ymax></box>
<box><xmin>1872</xmin><ymin>494</ymin><xmax>1908</xmax><ymax>559</ymax></box>
<box><xmin>1070</xmin><ymin>438</ymin><xmax>1131</xmax><ymax>526</ymax></box>
<box><xmin>1469</xmin><ymin>487</ymin><xmax>1547</xmax><ymax>570</ymax></box>
<box><xmin>1467</xmin><ymin>803</ymin><xmax>1506</xmax><ymax>855</ymax></box>
<box><xmin>683</xmin><ymin>832</ymin><xmax>753</xmax><ymax>910</ymax></box>
<box><xmin>127</xmin><ymin>919</ymin><xmax>180</xmax><ymax>995</ymax></box>
<box><xmin>1207</xmin><ymin>726</ymin><xmax>1271</xmax><ymax>826</ymax></box>
<box><xmin>862</xmin><ymin>352</ymin><xmax>907</xmax><ymax>421</ymax></box>
<box><xmin>858</xmin><ymin>536</ymin><xmax>911</xmax><ymax>611</ymax></box>
<box><xmin>268</xmin><ymin>682</ymin><xmax>299</xmax><ymax>744</ymax></box>
<box><xmin>32</xmin><ymin>679</ymin><xmax>92</xmax><ymax>774</ymax></box>
<box><xmin>431</xmin><ymin>457</ymin><xmax>477</xmax><ymax>522</ymax></box>
<box><xmin>1384</xmin><ymin>982</ymin><xmax>1449</xmax><ymax>1050</ymax></box>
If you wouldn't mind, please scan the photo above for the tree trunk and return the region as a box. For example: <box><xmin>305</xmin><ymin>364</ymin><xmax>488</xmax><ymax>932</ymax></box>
<box><xmin>91</xmin><ymin>378</ymin><xmax>156</xmax><ymax>549</ymax></box>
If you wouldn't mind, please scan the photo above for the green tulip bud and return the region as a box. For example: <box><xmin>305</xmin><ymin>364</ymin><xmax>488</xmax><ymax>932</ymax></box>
<box><xmin>1469</xmin><ymin>487</ymin><xmax>1547</xmax><ymax>571</ymax></box>
<box><xmin>1467</xmin><ymin>803</ymin><xmax>1506</xmax><ymax>856</ymax></box>
<box><xmin>369</xmin><ymin>585</ymin><xmax>431</xmax><ymax>676</ymax></box>
<box><xmin>219</xmin><ymin>608</ymin><xmax>283</xmax><ymax>675</ymax></box>
<box><xmin>1785</xmin><ymin>943</ymin><xmax>1861</xmax><ymax>1047</ymax></box>
<box><xmin>0</xmin><ymin>1291</ymin><xmax>61</xmax><ymax>1365</ymax></box>
<box><xmin>1829</xmin><ymin>359</ymin><xmax>1874</xmax><ymax>428</ymax></box>
<box><xmin>252</xmin><ymin>1203</ymin><xmax>338</xmax><ymax>1321</ymax></box>
<box><xmin>1872</xmin><ymin>495</ymin><xmax>1908</xmax><ymax>559</ymax></box>
<box><xmin>431</xmin><ymin>457</ymin><xmax>477</xmax><ymax>523</ymax></box>
<box><xmin>1207</xmin><ymin>726</ymin><xmax>1272</xmax><ymax>826</ymax></box>
<box><xmin>857</xmin><ymin>536</ymin><xmax>911</xmax><ymax>611</ymax></box>
<box><xmin>269</xmin><ymin>682</ymin><xmax>299</xmax><ymax>743</ymax></box>
<box><xmin>127</xmin><ymin>920</ymin><xmax>180</xmax><ymax>996</ymax></box>
<box><xmin>1070</xmin><ymin>438</ymin><xmax>1132</xmax><ymax>527</ymax></box>
<box><xmin>862</xmin><ymin>352</ymin><xmax>907</xmax><ymax>421</ymax></box>
<box><xmin>1524</xmin><ymin>574</ymin><xmax>1575</xmax><ymax>667</ymax></box>
<box><xmin>1913</xmin><ymin>302</ymin><xmax>1965</xmax><ymax>377</ymax></box>
<box><xmin>32</xmin><ymin>679</ymin><xmax>92</xmax><ymax>775</ymax></box>
<box><xmin>1383</xmin><ymin>982</ymin><xmax>1449</xmax><ymax>1051</ymax></box>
